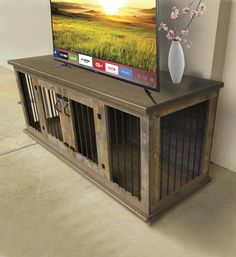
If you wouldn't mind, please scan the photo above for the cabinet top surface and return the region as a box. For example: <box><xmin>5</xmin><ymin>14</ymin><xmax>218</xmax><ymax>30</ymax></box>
<box><xmin>9</xmin><ymin>55</ymin><xmax>223</xmax><ymax>115</ymax></box>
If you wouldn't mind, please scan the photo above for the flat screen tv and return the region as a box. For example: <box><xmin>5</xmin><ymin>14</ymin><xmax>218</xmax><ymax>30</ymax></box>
<box><xmin>50</xmin><ymin>0</ymin><xmax>159</xmax><ymax>91</ymax></box>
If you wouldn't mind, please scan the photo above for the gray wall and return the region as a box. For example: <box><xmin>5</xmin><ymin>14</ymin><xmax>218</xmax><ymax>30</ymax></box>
<box><xmin>0</xmin><ymin>0</ymin><xmax>236</xmax><ymax>172</ymax></box>
<box><xmin>159</xmin><ymin>0</ymin><xmax>220</xmax><ymax>78</ymax></box>
<box><xmin>211</xmin><ymin>0</ymin><xmax>236</xmax><ymax>172</ymax></box>
<box><xmin>0</xmin><ymin>0</ymin><xmax>53</xmax><ymax>67</ymax></box>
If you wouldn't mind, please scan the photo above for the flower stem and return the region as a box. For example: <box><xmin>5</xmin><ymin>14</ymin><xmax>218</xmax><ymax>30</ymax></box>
<box><xmin>184</xmin><ymin>0</ymin><xmax>202</xmax><ymax>30</ymax></box>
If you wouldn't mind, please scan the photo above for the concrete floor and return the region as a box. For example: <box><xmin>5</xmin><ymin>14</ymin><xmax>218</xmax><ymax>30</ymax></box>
<box><xmin>0</xmin><ymin>66</ymin><xmax>236</xmax><ymax>257</ymax></box>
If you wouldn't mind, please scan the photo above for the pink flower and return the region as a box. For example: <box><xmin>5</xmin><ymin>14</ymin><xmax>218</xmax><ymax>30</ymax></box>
<box><xmin>186</xmin><ymin>41</ymin><xmax>193</xmax><ymax>48</ymax></box>
<box><xmin>166</xmin><ymin>30</ymin><xmax>175</xmax><ymax>40</ymax></box>
<box><xmin>190</xmin><ymin>2</ymin><xmax>206</xmax><ymax>18</ymax></box>
<box><xmin>197</xmin><ymin>2</ymin><xmax>206</xmax><ymax>15</ymax></box>
<box><xmin>171</xmin><ymin>7</ymin><xmax>180</xmax><ymax>19</ymax></box>
<box><xmin>159</xmin><ymin>22</ymin><xmax>169</xmax><ymax>31</ymax></box>
<box><xmin>180</xmin><ymin>29</ymin><xmax>189</xmax><ymax>39</ymax></box>
<box><xmin>159</xmin><ymin>1</ymin><xmax>207</xmax><ymax>48</ymax></box>
<box><xmin>182</xmin><ymin>7</ymin><xmax>190</xmax><ymax>14</ymax></box>
<box><xmin>190</xmin><ymin>9</ymin><xmax>197</xmax><ymax>18</ymax></box>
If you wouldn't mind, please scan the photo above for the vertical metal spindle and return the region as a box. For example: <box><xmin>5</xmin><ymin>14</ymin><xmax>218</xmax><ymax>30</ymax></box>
<box><xmin>76</xmin><ymin>103</ymin><xmax>86</xmax><ymax>156</ymax></box>
<box><xmin>29</xmin><ymin>77</ymin><xmax>38</xmax><ymax>123</ymax></box>
<box><xmin>129</xmin><ymin>115</ymin><xmax>134</xmax><ymax>195</ymax></box>
<box><xmin>180</xmin><ymin>110</ymin><xmax>186</xmax><ymax>187</ymax></box>
<box><xmin>86</xmin><ymin>106</ymin><xmax>94</xmax><ymax>162</ymax></box>
<box><xmin>26</xmin><ymin>75</ymin><xmax>37</xmax><ymax>124</ymax></box>
<box><xmin>52</xmin><ymin>92</ymin><xmax>61</xmax><ymax>140</ymax></box>
<box><xmin>192</xmin><ymin>104</ymin><xmax>200</xmax><ymax>179</ymax></box>
<box><xmin>51</xmin><ymin>91</ymin><xmax>59</xmax><ymax>139</ymax></box>
<box><xmin>47</xmin><ymin>89</ymin><xmax>56</xmax><ymax>137</ymax></box>
<box><xmin>166</xmin><ymin>116</ymin><xmax>172</xmax><ymax>196</ymax></box>
<box><xmin>50</xmin><ymin>91</ymin><xmax>57</xmax><ymax>138</ymax></box>
<box><xmin>136</xmin><ymin>116</ymin><xmax>141</xmax><ymax>199</ymax></box>
<box><xmin>41</xmin><ymin>88</ymin><xmax>48</xmax><ymax>132</ymax></box>
<box><xmin>121</xmin><ymin>111</ymin><xmax>127</xmax><ymax>190</ymax></box>
<box><xmin>108</xmin><ymin>108</ymin><xmax>114</xmax><ymax>179</ymax></box>
<box><xmin>160</xmin><ymin>119</ymin><xmax>164</xmax><ymax>200</ymax></box>
<box><xmin>186</xmin><ymin>108</ymin><xmax>194</xmax><ymax>183</ymax></box>
<box><xmin>114</xmin><ymin>109</ymin><xmax>120</xmax><ymax>185</ymax></box>
<box><xmin>198</xmin><ymin>102</ymin><xmax>207</xmax><ymax>176</ymax></box>
<box><xmin>81</xmin><ymin>104</ymin><xmax>89</xmax><ymax>158</ymax></box>
<box><xmin>21</xmin><ymin>74</ymin><xmax>34</xmax><ymax>127</ymax></box>
<box><xmin>89</xmin><ymin>108</ymin><xmax>98</xmax><ymax>163</ymax></box>
<box><xmin>29</xmin><ymin>77</ymin><xmax>40</xmax><ymax>124</ymax></box>
<box><xmin>173</xmin><ymin>115</ymin><xmax>179</xmax><ymax>191</ymax></box>
<box><xmin>75</xmin><ymin>103</ymin><xmax>84</xmax><ymax>154</ymax></box>
<box><xmin>42</xmin><ymin>88</ymin><xmax>49</xmax><ymax>119</ymax></box>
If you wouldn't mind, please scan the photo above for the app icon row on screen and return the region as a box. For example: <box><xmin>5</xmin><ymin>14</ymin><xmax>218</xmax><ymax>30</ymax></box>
<box><xmin>54</xmin><ymin>49</ymin><xmax>156</xmax><ymax>88</ymax></box>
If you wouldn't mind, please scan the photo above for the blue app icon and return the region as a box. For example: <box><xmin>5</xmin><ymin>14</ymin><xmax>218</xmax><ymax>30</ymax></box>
<box><xmin>54</xmin><ymin>49</ymin><xmax>60</xmax><ymax>58</ymax></box>
<box><xmin>119</xmin><ymin>67</ymin><xmax>133</xmax><ymax>79</ymax></box>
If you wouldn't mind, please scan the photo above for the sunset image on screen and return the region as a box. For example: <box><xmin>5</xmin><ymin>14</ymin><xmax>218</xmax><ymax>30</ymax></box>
<box><xmin>51</xmin><ymin>0</ymin><xmax>157</xmax><ymax>72</ymax></box>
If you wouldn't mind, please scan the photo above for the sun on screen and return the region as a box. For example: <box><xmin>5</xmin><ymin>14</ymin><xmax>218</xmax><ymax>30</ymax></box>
<box><xmin>99</xmin><ymin>0</ymin><xmax>125</xmax><ymax>15</ymax></box>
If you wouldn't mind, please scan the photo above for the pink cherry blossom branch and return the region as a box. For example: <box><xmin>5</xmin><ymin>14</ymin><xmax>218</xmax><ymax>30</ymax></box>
<box><xmin>184</xmin><ymin>0</ymin><xmax>203</xmax><ymax>30</ymax></box>
<box><xmin>159</xmin><ymin>0</ymin><xmax>206</xmax><ymax>48</ymax></box>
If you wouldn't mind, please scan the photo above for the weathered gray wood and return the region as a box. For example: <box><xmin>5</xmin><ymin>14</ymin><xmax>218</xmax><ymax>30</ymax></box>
<box><xmin>140</xmin><ymin>118</ymin><xmax>150</xmax><ymax>211</ymax></box>
<box><xmin>31</xmin><ymin>78</ymin><xmax>48</xmax><ymax>136</ymax></box>
<box><xmin>64</xmin><ymin>88</ymin><xmax>93</xmax><ymax>108</ymax></box>
<box><xmin>67</xmin><ymin>100</ymin><xmax>77</xmax><ymax>150</ymax></box>
<box><xmin>149</xmin><ymin>117</ymin><xmax>161</xmax><ymax>212</ymax></box>
<box><xmin>93</xmin><ymin>101</ymin><xmax>111</xmax><ymax>179</ymax></box>
<box><xmin>9</xmin><ymin>56</ymin><xmax>224</xmax><ymax>222</ymax></box>
<box><xmin>59</xmin><ymin>97</ymin><xmax>71</xmax><ymax>145</ymax></box>
<box><xmin>8</xmin><ymin>55</ymin><xmax>223</xmax><ymax>117</ymax></box>
<box><xmin>14</xmin><ymin>70</ymin><xmax>30</xmax><ymax>126</ymax></box>
<box><xmin>152</xmin><ymin>90</ymin><xmax>218</xmax><ymax>118</ymax></box>
<box><xmin>200</xmin><ymin>94</ymin><xmax>219</xmax><ymax>176</ymax></box>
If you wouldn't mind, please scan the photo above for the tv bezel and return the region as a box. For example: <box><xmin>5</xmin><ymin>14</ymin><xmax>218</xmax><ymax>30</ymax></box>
<box><xmin>49</xmin><ymin>0</ymin><xmax>160</xmax><ymax>92</ymax></box>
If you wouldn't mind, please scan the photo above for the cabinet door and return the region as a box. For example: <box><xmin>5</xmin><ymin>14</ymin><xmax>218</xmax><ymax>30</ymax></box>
<box><xmin>16</xmin><ymin>72</ymin><xmax>42</xmax><ymax>133</ymax></box>
<box><xmin>37</xmin><ymin>80</ymin><xmax>64</xmax><ymax>146</ymax></box>
<box><xmin>70</xmin><ymin>99</ymin><xmax>98</xmax><ymax>164</ymax></box>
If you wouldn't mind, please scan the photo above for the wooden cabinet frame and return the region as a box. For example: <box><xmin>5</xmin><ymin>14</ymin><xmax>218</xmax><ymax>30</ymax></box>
<box><xmin>10</xmin><ymin>56</ymin><xmax>223</xmax><ymax>222</ymax></box>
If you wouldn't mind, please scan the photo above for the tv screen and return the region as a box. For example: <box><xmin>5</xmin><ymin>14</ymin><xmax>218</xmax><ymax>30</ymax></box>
<box><xmin>50</xmin><ymin>0</ymin><xmax>159</xmax><ymax>91</ymax></box>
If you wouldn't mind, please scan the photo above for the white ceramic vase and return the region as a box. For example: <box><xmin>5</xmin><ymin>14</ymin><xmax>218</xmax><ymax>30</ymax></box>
<box><xmin>168</xmin><ymin>40</ymin><xmax>185</xmax><ymax>84</ymax></box>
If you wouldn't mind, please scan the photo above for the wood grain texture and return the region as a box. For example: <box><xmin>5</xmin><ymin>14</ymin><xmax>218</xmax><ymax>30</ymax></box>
<box><xmin>14</xmin><ymin>70</ymin><xmax>30</xmax><ymax>126</ymax></box>
<box><xmin>9</xmin><ymin>56</ymin><xmax>224</xmax><ymax>222</ymax></box>
<box><xmin>149</xmin><ymin>117</ymin><xmax>161</xmax><ymax>212</ymax></box>
<box><xmin>31</xmin><ymin>78</ymin><xmax>48</xmax><ymax>136</ymax></box>
<box><xmin>93</xmin><ymin>101</ymin><xmax>111</xmax><ymax>179</ymax></box>
<box><xmin>200</xmin><ymin>94</ymin><xmax>219</xmax><ymax>176</ymax></box>
<box><xmin>140</xmin><ymin>118</ymin><xmax>150</xmax><ymax>211</ymax></box>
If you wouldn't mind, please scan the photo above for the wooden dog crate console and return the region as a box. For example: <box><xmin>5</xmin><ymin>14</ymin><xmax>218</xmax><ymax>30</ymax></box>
<box><xmin>9</xmin><ymin>55</ymin><xmax>223</xmax><ymax>222</ymax></box>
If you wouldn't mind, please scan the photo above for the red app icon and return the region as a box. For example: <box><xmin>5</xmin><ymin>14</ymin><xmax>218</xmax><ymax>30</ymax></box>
<box><xmin>93</xmin><ymin>59</ymin><xmax>106</xmax><ymax>71</ymax></box>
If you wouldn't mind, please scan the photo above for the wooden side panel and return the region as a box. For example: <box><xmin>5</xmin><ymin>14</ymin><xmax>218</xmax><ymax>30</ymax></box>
<box><xmin>93</xmin><ymin>101</ymin><xmax>111</xmax><ymax>179</ymax></box>
<box><xmin>140</xmin><ymin>118</ymin><xmax>150</xmax><ymax>211</ymax></box>
<box><xmin>14</xmin><ymin>70</ymin><xmax>30</xmax><ymax>126</ymax></box>
<box><xmin>149</xmin><ymin>117</ymin><xmax>161</xmax><ymax>212</ymax></box>
<box><xmin>200</xmin><ymin>93</ymin><xmax>219</xmax><ymax>175</ymax></box>
<box><xmin>152</xmin><ymin>91</ymin><xmax>218</xmax><ymax>118</ymax></box>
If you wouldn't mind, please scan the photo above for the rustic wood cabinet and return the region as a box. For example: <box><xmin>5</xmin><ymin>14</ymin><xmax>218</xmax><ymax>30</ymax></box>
<box><xmin>9</xmin><ymin>55</ymin><xmax>223</xmax><ymax>222</ymax></box>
